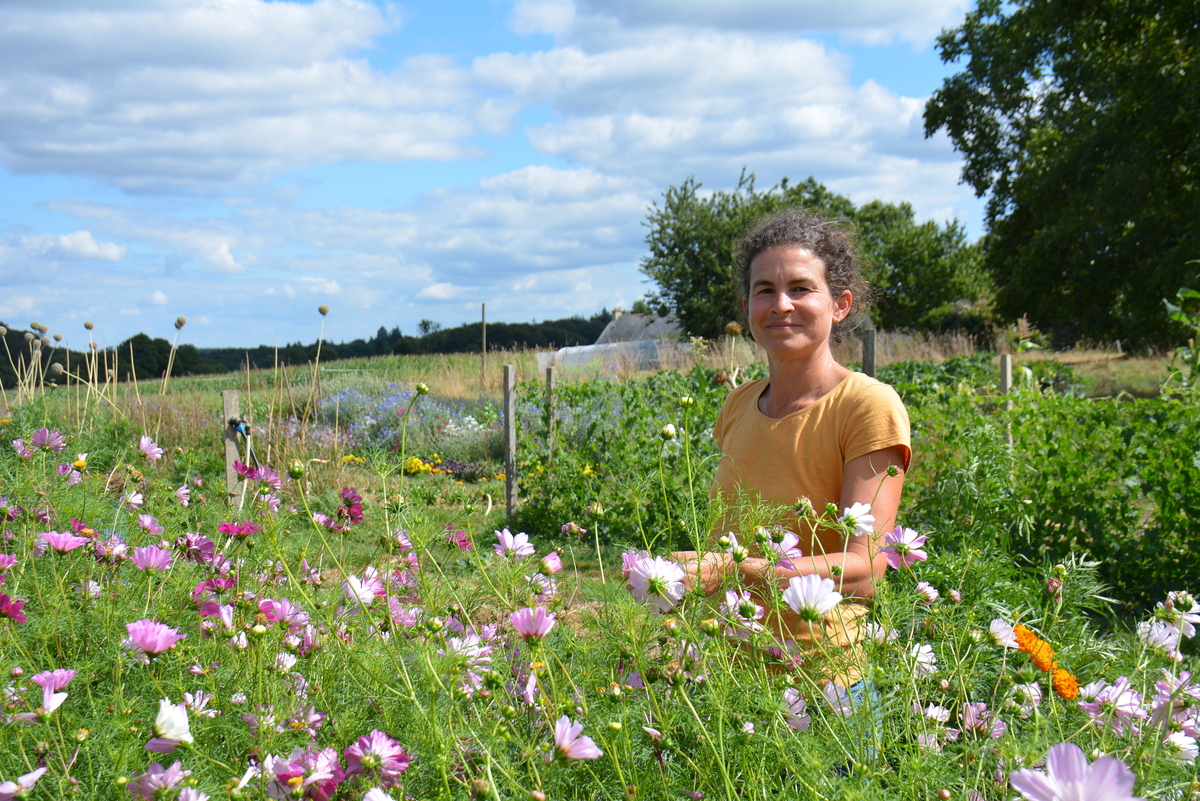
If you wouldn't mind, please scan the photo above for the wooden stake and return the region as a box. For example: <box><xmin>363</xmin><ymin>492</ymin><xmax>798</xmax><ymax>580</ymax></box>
<box><xmin>503</xmin><ymin>364</ymin><xmax>516</xmax><ymax>518</ymax></box>
<box><xmin>222</xmin><ymin>390</ymin><xmax>242</xmax><ymax>506</ymax></box>
<box><xmin>861</xmin><ymin>328</ymin><xmax>876</xmax><ymax>378</ymax></box>
<box><xmin>545</xmin><ymin>365</ymin><xmax>557</xmax><ymax>466</ymax></box>
<box><xmin>481</xmin><ymin>303</ymin><xmax>487</xmax><ymax>391</ymax></box>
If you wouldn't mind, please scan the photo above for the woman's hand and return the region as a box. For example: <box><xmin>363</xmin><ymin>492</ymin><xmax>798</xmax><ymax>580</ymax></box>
<box><xmin>670</xmin><ymin>550</ymin><xmax>734</xmax><ymax>593</ymax></box>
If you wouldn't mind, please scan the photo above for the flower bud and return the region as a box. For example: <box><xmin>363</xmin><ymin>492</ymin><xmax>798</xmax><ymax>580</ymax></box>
<box><xmin>416</xmin><ymin>382</ymin><xmax>430</xmax><ymax>395</ymax></box>
<box><xmin>660</xmin><ymin>424</ymin><xmax>676</xmax><ymax>440</ymax></box>
<box><xmin>794</xmin><ymin>497</ymin><xmax>814</xmax><ymax>518</ymax></box>
<box><xmin>700</xmin><ymin>618</ymin><xmax>722</xmax><ymax>636</ymax></box>
<box><xmin>609</xmin><ymin>720</ymin><xmax>622</xmax><ymax>731</ymax></box>
<box><xmin>679</xmin><ymin>396</ymin><xmax>694</xmax><ymax>408</ymax></box>
<box><xmin>1046</xmin><ymin>577</ymin><xmax>1062</xmax><ymax>597</ymax></box>
<box><xmin>288</xmin><ymin>459</ymin><xmax>305</xmax><ymax>480</ymax></box>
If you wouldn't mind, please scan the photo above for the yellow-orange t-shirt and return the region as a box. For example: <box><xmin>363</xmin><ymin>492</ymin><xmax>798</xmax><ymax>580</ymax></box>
<box><xmin>711</xmin><ymin>371</ymin><xmax>911</xmax><ymax>684</ymax></box>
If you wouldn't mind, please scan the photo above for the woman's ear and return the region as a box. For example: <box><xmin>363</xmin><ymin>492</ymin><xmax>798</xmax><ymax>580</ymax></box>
<box><xmin>833</xmin><ymin>290</ymin><xmax>852</xmax><ymax>322</ymax></box>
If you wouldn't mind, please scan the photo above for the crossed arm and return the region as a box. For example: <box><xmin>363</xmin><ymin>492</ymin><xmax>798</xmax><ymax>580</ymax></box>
<box><xmin>672</xmin><ymin>445</ymin><xmax>908</xmax><ymax>600</ymax></box>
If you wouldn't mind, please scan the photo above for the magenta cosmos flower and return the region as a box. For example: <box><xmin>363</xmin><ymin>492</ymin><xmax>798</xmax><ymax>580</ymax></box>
<box><xmin>545</xmin><ymin>716</ymin><xmax>603</xmax><ymax>763</ymax></box>
<box><xmin>511</xmin><ymin>607</ymin><xmax>557</xmax><ymax>642</ymax></box>
<box><xmin>0</xmin><ymin>593</ymin><xmax>25</xmax><ymax>623</ymax></box>
<box><xmin>344</xmin><ymin>730</ymin><xmax>411</xmax><ymax>788</ymax></box>
<box><xmin>125</xmin><ymin>619</ymin><xmax>186</xmax><ymax>657</ymax></box>
<box><xmin>127</xmin><ymin>761</ymin><xmax>190</xmax><ymax>800</ymax></box>
<box><xmin>1009</xmin><ymin>742</ymin><xmax>1144</xmax><ymax>801</ymax></box>
<box><xmin>882</xmin><ymin>526</ymin><xmax>928</xmax><ymax>569</ymax></box>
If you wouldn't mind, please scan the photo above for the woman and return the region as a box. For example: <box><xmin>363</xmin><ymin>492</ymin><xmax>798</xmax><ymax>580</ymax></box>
<box><xmin>675</xmin><ymin>209</ymin><xmax>910</xmax><ymax>687</ymax></box>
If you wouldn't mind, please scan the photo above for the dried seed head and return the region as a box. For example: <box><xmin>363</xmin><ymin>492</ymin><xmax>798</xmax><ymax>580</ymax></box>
<box><xmin>175</xmin><ymin>316</ymin><xmax>187</xmax><ymax>330</ymax></box>
<box><xmin>54</xmin><ymin>333</ymin><xmax>63</xmax><ymax>342</ymax></box>
<box><xmin>84</xmin><ymin>321</ymin><xmax>95</xmax><ymax>330</ymax></box>
<box><xmin>0</xmin><ymin>326</ymin><xmax>7</xmax><ymax>336</ymax></box>
<box><xmin>724</xmin><ymin>321</ymin><xmax>742</xmax><ymax>336</ymax></box>
<box><xmin>106</xmin><ymin>369</ymin><xmax>114</xmax><ymax>379</ymax></box>
<box><xmin>51</xmin><ymin>363</ymin><xmax>64</xmax><ymax>375</ymax></box>
<box><xmin>24</xmin><ymin>332</ymin><xmax>34</xmax><ymax>342</ymax></box>
<box><xmin>318</xmin><ymin>304</ymin><xmax>329</xmax><ymax>316</ymax></box>
<box><xmin>90</xmin><ymin>341</ymin><xmax>99</xmax><ymax>350</ymax></box>
<box><xmin>41</xmin><ymin>336</ymin><xmax>51</xmax><ymax>347</ymax></box>
<box><xmin>30</xmin><ymin>321</ymin><xmax>42</xmax><ymax>332</ymax></box>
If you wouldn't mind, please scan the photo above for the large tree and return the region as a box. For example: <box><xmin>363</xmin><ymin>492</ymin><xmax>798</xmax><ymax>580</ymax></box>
<box><xmin>639</xmin><ymin>174</ymin><xmax>988</xmax><ymax>339</ymax></box>
<box><xmin>925</xmin><ymin>0</ymin><xmax>1200</xmax><ymax>346</ymax></box>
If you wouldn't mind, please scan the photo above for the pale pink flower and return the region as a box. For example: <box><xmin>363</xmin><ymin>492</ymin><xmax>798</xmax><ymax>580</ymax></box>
<box><xmin>1150</xmin><ymin>669</ymin><xmax>1200</xmax><ymax>728</ymax></box>
<box><xmin>961</xmin><ymin>701</ymin><xmax>1007</xmax><ymax>739</ymax></box>
<box><xmin>910</xmin><ymin>643</ymin><xmax>937</xmax><ymax>676</ymax></box>
<box><xmin>620</xmin><ymin>548</ymin><xmax>651</xmax><ymax>578</ymax></box>
<box><xmin>37</xmin><ymin>531</ymin><xmax>89</xmax><ymax>554</ymax></box>
<box><xmin>137</xmin><ymin>514</ymin><xmax>165</xmax><ymax>538</ymax></box>
<box><xmin>495</xmin><ymin>528</ymin><xmax>535</xmax><ymax>558</ymax></box>
<box><xmin>179</xmin><ymin>789</ymin><xmax>209</xmax><ymax>801</ymax></box>
<box><xmin>627</xmin><ymin>555</ymin><xmax>686</xmax><ymax>613</ymax></box>
<box><xmin>363</xmin><ymin>790</ymin><xmax>395</xmax><ymax>801</ymax></box>
<box><xmin>882</xmin><ymin>526</ymin><xmax>927</xmax><ymax>569</ymax></box>
<box><xmin>1138</xmin><ymin>620</ymin><xmax>1182</xmax><ymax>661</ymax></box>
<box><xmin>1013</xmin><ymin>681</ymin><xmax>1043</xmax><ymax>718</ymax></box>
<box><xmin>139</xmin><ymin>436</ymin><xmax>163</xmax><ymax>460</ymax></box>
<box><xmin>511</xmin><ymin>607</ymin><xmax>557</xmax><ymax>642</ymax></box>
<box><xmin>1009</xmin><ymin>742</ymin><xmax>1143</xmax><ymax>801</ymax></box>
<box><xmin>915</xmin><ymin>581</ymin><xmax>939</xmax><ymax>606</ymax></box>
<box><xmin>1078</xmin><ymin>676</ymin><xmax>1149</xmax><ymax>736</ymax></box>
<box><xmin>782</xmin><ymin>688</ymin><xmax>810</xmax><ymax>731</ymax></box>
<box><xmin>782</xmin><ymin>574</ymin><xmax>843</xmax><ymax>623</ymax></box>
<box><xmin>821</xmin><ymin>681</ymin><xmax>853</xmax><ymax>716</ymax></box>
<box><xmin>545</xmin><ymin>715</ymin><xmax>603</xmax><ymax>763</ymax></box>
<box><xmin>766</xmin><ymin>529</ymin><xmax>804</xmax><ymax>571</ymax></box>
<box><xmin>0</xmin><ymin>767</ymin><xmax>48</xmax><ymax>800</ymax></box>
<box><xmin>124</xmin><ymin>619</ymin><xmax>186</xmax><ymax>658</ymax></box>
<box><xmin>175</xmin><ymin>485</ymin><xmax>191</xmax><ymax>506</ymax></box>
<box><xmin>719</xmin><ymin>589</ymin><xmax>764</xmax><ymax>638</ymax></box>
<box><xmin>127</xmin><ymin>761</ymin><xmax>190</xmax><ymax>800</ymax></box>
<box><xmin>124</xmin><ymin>491</ymin><xmax>144</xmax><ymax>510</ymax></box>
<box><xmin>131</xmin><ymin>545</ymin><xmax>174</xmax><ymax>573</ymax></box>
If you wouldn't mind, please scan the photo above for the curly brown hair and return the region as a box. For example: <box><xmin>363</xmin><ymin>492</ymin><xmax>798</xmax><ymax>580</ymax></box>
<box><xmin>733</xmin><ymin>209</ymin><xmax>873</xmax><ymax>344</ymax></box>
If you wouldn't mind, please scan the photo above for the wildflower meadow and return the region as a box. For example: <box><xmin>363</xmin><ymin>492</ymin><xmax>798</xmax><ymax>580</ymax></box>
<box><xmin>1</xmin><ymin>344</ymin><xmax>1198</xmax><ymax>800</ymax></box>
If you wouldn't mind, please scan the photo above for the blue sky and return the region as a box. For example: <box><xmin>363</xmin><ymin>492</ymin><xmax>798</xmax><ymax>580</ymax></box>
<box><xmin>0</xmin><ymin>0</ymin><xmax>982</xmax><ymax>348</ymax></box>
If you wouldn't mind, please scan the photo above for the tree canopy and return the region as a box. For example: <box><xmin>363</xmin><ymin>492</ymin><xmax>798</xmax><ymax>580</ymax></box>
<box><xmin>925</xmin><ymin>0</ymin><xmax>1200</xmax><ymax>346</ymax></box>
<box><xmin>639</xmin><ymin>174</ymin><xmax>989</xmax><ymax>339</ymax></box>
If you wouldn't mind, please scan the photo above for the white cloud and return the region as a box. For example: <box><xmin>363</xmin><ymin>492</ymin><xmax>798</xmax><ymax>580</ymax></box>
<box><xmin>417</xmin><ymin>282</ymin><xmax>466</xmax><ymax>300</ymax></box>
<box><xmin>16</xmin><ymin>230</ymin><xmax>126</xmax><ymax>261</ymax></box>
<box><xmin>299</xmin><ymin>277</ymin><xmax>341</xmax><ymax>295</ymax></box>
<box><xmin>150</xmin><ymin>290</ymin><xmax>169</xmax><ymax>305</ymax></box>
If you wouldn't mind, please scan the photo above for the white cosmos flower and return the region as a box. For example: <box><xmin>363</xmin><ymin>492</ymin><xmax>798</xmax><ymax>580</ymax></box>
<box><xmin>1165</xmin><ymin>731</ymin><xmax>1199</xmax><ymax>761</ymax></box>
<box><xmin>782</xmin><ymin>574</ymin><xmax>843</xmax><ymax>623</ymax></box>
<box><xmin>840</xmin><ymin>502</ymin><xmax>875</xmax><ymax>535</ymax></box>
<box><xmin>910</xmin><ymin>643</ymin><xmax>937</xmax><ymax>676</ymax></box>
<box><xmin>627</xmin><ymin>556</ymin><xmax>686</xmax><ymax>614</ymax></box>
<box><xmin>147</xmin><ymin>698</ymin><xmax>193</xmax><ymax>752</ymax></box>
<box><xmin>989</xmin><ymin>619</ymin><xmax>1018</xmax><ymax>648</ymax></box>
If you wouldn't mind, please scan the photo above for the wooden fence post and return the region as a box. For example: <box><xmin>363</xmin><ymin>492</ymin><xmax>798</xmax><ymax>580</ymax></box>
<box><xmin>545</xmin><ymin>365</ymin><xmax>557</xmax><ymax>466</ymax></box>
<box><xmin>861</xmin><ymin>328</ymin><xmax>876</xmax><ymax>378</ymax></box>
<box><xmin>503</xmin><ymin>364</ymin><xmax>516</xmax><ymax>518</ymax></box>
<box><xmin>999</xmin><ymin>354</ymin><xmax>1014</xmax><ymax>452</ymax></box>
<box><xmin>481</xmin><ymin>303</ymin><xmax>487</xmax><ymax>392</ymax></box>
<box><xmin>222</xmin><ymin>390</ymin><xmax>241</xmax><ymax>506</ymax></box>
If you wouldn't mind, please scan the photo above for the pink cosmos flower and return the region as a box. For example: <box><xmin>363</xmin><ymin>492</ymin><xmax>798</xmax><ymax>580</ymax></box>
<box><xmin>915</xmin><ymin>581</ymin><xmax>940</xmax><ymax>606</ymax></box>
<box><xmin>1009</xmin><ymin>742</ymin><xmax>1143</xmax><ymax>801</ymax></box>
<box><xmin>0</xmin><ymin>593</ymin><xmax>26</xmax><ymax>623</ymax></box>
<box><xmin>32</xmin><ymin>668</ymin><xmax>75</xmax><ymax>691</ymax></box>
<box><xmin>627</xmin><ymin>555</ymin><xmax>686</xmax><ymax>613</ymax></box>
<box><xmin>139</xmin><ymin>436</ymin><xmax>163</xmax><ymax>460</ymax></box>
<box><xmin>546</xmin><ymin>716</ymin><xmax>603</xmax><ymax>763</ymax></box>
<box><xmin>882</xmin><ymin>526</ymin><xmax>928</xmax><ymax>569</ymax></box>
<box><xmin>782</xmin><ymin>574</ymin><xmax>843</xmax><ymax>623</ymax></box>
<box><xmin>265</xmin><ymin>747</ymin><xmax>344</xmax><ymax>801</ymax></box>
<box><xmin>821</xmin><ymin>681</ymin><xmax>854</xmax><ymax>716</ymax></box>
<box><xmin>782</xmin><ymin>688</ymin><xmax>811</xmax><ymax>731</ymax></box>
<box><xmin>961</xmin><ymin>702</ymin><xmax>1007</xmax><ymax>739</ymax></box>
<box><xmin>541</xmin><ymin>550</ymin><xmax>563</xmax><ymax>574</ymax></box>
<box><xmin>766</xmin><ymin>529</ymin><xmax>804</xmax><ymax>571</ymax></box>
<box><xmin>125</xmin><ymin>619</ymin><xmax>186</xmax><ymax>658</ymax></box>
<box><xmin>343</xmin><ymin>567</ymin><xmax>385</xmax><ymax>607</ymax></box>
<box><xmin>1078</xmin><ymin>676</ymin><xmax>1149</xmax><ymax>736</ymax></box>
<box><xmin>621</xmin><ymin>548</ymin><xmax>651</xmax><ymax>578</ymax></box>
<box><xmin>0</xmin><ymin>554</ymin><xmax>17</xmax><ymax>572</ymax></box>
<box><xmin>124</xmin><ymin>491</ymin><xmax>144</xmax><ymax>510</ymax></box>
<box><xmin>175</xmin><ymin>485</ymin><xmax>191</xmax><ymax>506</ymax></box>
<box><xmin>38</xmin><ymin>531</ymin><xmax>89</xmax><ymax>554</ymax></box>
<box><xmin>11</xmin><ymin>439</ymin><xmax>34</xmax><ymax>460</ymax></box>
<box><xmin>344</xmin><ymin>730</ymin><xmax>411</xmax><ymax>787</ymax></box>
<box><xmin>30</xmin><ymin>428</ymin><xmax>66</xmax><ymax>452</ymax></box>
<box><xmin>1150</xmin><ymin>669</ymin><xmax>1200</xmax><ymax>728</ymax></box>
<box><xmin>138</xmin><ymin>514</ymin><xmax>165</xmax><ymax>538</ymax></box>
<box><xmin>526</xmin><ymin>572</ymin><xmax>556</xmax><ymax>603</ymax></box>
<box><xmin>0</xmin><ymin>767</ymin><xmax>48</xmax><ymax>800</ymax></box>
<box><xmin>95</xmin><ymin>535</ymin><xmax>129</xmax><ymax>563</ymax></box>
<box><xmin>127</xmin><ymin>761</ymin><xmax>190</xmax><ymax>800</ymax></box>
<box><xmin>719</xmin><ymin>589</ymin><xmax>764</xmax><ymax>638</ymax></box>
<box><xmin>132</xmin><ymin>545</ymin><xmax>174</xmax><ymax>573</ymax></box>
<box><xmin>511</xmin><ymin>607</ymin><xmax>557</xmax><ymax>642</ymax></box>
<box><xmin>495</xmin><ymin>528</ymin><xmax>535</xmax><ymax>558</ymax></box>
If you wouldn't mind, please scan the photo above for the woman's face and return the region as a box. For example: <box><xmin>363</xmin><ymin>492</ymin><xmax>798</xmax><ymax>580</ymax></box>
<box><xmin>743</xmin><ymin>245</ymin><xmax>851</xmax><ymax>363</ymax></box>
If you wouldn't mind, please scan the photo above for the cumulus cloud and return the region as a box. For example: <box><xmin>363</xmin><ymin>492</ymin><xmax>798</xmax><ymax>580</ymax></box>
<box><xmin>0</xmin><ymin>0</ymin><xmax>485</xmax><ymax>191</ymax></box>
<box><xmin>150</xmin><ymin>290</ymin><xmax>169</xmax><ymax>305</ymax></box>
<box><xmin>16</xmin><ymin>230</ymin><xmax>126</xmax><ymax>261</ymax></box>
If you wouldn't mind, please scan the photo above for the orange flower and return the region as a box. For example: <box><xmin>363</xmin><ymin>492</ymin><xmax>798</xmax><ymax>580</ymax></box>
<box><xmin>1014</xmin><ymin>624</ymin><xmax>1056</xmax><ymax>673</ymax></box>
<box><xmin>1052</xmin><ymin>668</ymin><xmax>1079</xmax><ymax>700</ymax></box>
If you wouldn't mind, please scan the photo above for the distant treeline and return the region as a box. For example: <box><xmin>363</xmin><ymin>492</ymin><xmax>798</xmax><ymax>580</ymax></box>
<box><xmin>1</xmin><ymin>312</ymin><xmax>614</xmax><ymax>388</ymax></box>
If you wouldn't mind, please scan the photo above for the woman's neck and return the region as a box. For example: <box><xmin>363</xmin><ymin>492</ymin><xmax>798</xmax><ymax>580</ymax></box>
<box><xmin>760</xmin><ymin>351</ymin><xmax>848</xmax><ymax>418</ymax></box>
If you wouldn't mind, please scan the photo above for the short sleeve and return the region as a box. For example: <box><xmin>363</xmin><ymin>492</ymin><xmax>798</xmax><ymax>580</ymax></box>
<box><xmin>840</xmin><ymin>381</ymin><xmax>911</xmax><ymax>470</ymax></box>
